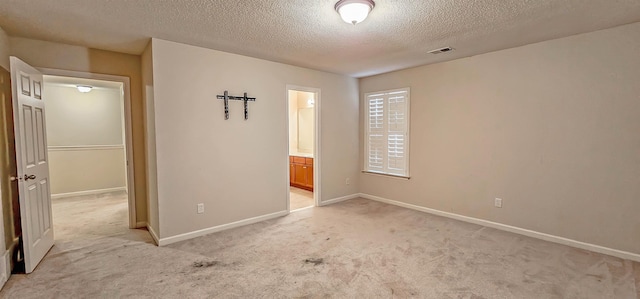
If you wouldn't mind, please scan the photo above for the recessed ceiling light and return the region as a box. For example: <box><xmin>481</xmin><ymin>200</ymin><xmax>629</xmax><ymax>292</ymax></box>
<box><xmin>335</xmin><ymin>0</ymin><xmax>375</xmax><ymax>25</ymax></box>
<box><xmin>76</xmin><ymin>85</ymin><xmax>93</xmax><ymax>93</ymax></box>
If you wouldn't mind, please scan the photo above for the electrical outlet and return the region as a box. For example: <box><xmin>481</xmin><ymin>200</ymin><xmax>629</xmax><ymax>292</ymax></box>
<box><xmin>345</xmin><ymin>177</ymin><xmax>351</xmax><ymax>185</ymax></box>
<box><xmin>197</xmin><ymin>203</ymin><xmax>205</xmax><ymax>214</ymax></box>
<box><xmin>494</xmin><ymin>198</ymin><xmax>503</xmax><ymax>208</ymax></box>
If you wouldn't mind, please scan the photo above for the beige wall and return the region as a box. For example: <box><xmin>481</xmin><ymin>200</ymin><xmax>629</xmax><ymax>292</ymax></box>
<box><xmin>149</xmin><ymin>38</ymin><xmax>359</xmax><ymax>239</ymax></box>
<box><xmin>48</xmin><ymin>149</ymin><xmax>126</xmax><ymax>195</ymax></box>
<box><xmin>0</xmin><ymin>26</ymin><xmax>17</xmax><ymax>251</ymax></box>
<box><xmin>141</xmin><ymin>42</ymin><xmax>159</xmax><ymax>236</ymax></box>
<box><xmin>0</xmin><ymin>27</ymin><xmax>9</xmax><ymax>70</ymax></box>
<box><xmin>10</xmin><ymin>37</ymin><xmax>147</xmax><ymax>223</ymax></box>
<box><xmin>0</xmin><ymin>65</ymin><xmax>18</xmax><ymax>251</ymax></box>
<box><xmin>359</xmin><ymin>22</ymin><xmax>640</xmax><ymax>254</ymax></box>
<box><xmin>44</xmin><ymin>85</ymin><xmax>124</xmax><ymax>146</ymax></box>
<box><xmin>43</xmin><ymin>84</ymin><xmax>126</xmax><ymax>195</ymax></box>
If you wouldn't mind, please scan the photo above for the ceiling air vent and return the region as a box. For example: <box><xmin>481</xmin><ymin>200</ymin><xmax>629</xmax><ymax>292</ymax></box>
<box><xmin>428</xmin><ymin>47</ymin><xmax>454</xmax><ymax>54</ymax></box>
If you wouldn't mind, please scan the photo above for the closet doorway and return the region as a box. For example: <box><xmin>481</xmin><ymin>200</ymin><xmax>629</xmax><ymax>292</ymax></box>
<box><xmin>287</xmin><ymin>86</ymin><xmax>319</xmax><ymax>211</ymax></box>
<box><xmin>42</xmin><ymin>71</ymin><xmax>136</xmax><ymax>242</ymax></box>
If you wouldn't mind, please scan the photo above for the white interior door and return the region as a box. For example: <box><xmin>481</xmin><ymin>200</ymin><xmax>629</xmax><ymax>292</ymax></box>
<box><xmin>10</xmin><ymin>57</ymin><xmax>54</xmax><ymax>273</ymax></box>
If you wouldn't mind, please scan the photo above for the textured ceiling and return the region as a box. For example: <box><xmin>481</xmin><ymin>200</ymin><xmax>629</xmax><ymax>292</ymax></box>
<box><xmin>1</xmin><ymin>0</ymin><xmax>640</xmax><ymax>77</ymax></box>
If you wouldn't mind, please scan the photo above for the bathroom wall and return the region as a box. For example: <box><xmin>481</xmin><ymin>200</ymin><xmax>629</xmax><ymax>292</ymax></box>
<box><xmin>296</xmin><ymin>91</ymin><xmax>314</xmax><ymax>154</ymax></box>
<box><xmin>289</xmin><ymin>90</ymin><xmax>315</xmax><ymax>156</ymax></box>
<box><xmin>288</xmin><ymin>90</ymin><xmax>299</xmax><ymax>155</ymax></box>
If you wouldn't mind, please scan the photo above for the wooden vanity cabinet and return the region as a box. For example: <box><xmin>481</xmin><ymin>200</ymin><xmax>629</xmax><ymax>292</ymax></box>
<box><xmin>289</xmin><ymin>156</ymin><xmax>313</xmax><ymax>191</ymax></box>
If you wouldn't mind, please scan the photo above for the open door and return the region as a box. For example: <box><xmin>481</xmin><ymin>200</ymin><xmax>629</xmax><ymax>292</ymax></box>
<box><xmin>10</xmin><ymin>57</ymin><xmax>54</xmax><ymax>273</ymax></box>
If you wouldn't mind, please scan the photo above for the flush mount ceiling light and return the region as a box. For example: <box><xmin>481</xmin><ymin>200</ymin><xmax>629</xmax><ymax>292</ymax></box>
<box><xmin>76</xmin><ymin>85</ymin><xmax>93</xmax><ymax>93</ymax></box>
<box><xmin>335</xmin><ymin>0</ymin><xmax>375</xmax><ymax>25</ymax></box>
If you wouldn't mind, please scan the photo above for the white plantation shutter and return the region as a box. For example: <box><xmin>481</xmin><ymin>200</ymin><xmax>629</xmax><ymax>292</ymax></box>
<box><xmin>368</xmin><ymin>95</ymin><xmax>385</xmax><ymax>171</ymax></box>
<box><xmin>365</xmin><ymin>88</ymin><xmax>410</xmax><ymax>177</ymax></box>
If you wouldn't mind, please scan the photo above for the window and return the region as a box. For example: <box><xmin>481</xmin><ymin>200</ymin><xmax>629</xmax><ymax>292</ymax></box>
<box><xmin>364</xmin><ymin>88</ymin><xmax>410</xmax><ymax>177</ymax></box>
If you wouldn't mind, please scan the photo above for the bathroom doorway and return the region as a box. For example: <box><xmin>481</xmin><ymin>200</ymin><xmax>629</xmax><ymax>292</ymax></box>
<box><xmin>287</xmin><ymin>86</ymin><xmax>319</xmax><ymax>211</ymax></box>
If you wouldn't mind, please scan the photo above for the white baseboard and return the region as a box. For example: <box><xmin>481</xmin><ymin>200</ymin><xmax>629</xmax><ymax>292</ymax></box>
<box><xmin>146</xmin><ymin>224</ymin><xmax>160</xmax><ymax>246</ymax></box>
<box><xmin>290</xmin><ymin>206</ymin><xmax>313</xmax><ymax>212</ymax></box>
<box><xmin>52</xmin><ymin>187</ymin><xmax>126</xmax><ymax>199</ymax></box>
<box><xmin>359</xmin><ymin>193</ymin><xmax>640</xmax><ymax>263</ymax></box>
<box><xmin>135</xmin><ymin>221</ymin><xmax>147</xmax><ymax>229</ymax></box>
<box><xmin>157</xmin><ymin>210</ymin><xmax>289</xmax><ymax>246</ymax></box>
<box><xmin>319</xmin><ymin>193</ymin><xmax>359</xmax><ymax>206</ymax></box>
<box><xmin>48</xmin><ymin>145</ymin><xmax>124</xmax><ymax>151</ymax></box>
<box><xmin>0</xmin><ymin>249</ymin><xmax>10</xmax><ymax>290</ymax></box>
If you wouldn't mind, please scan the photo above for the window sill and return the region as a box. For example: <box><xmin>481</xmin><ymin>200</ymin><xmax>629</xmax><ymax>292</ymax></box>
<box><xmin>361</xmin><ymin>171</ymin><xmax>410</xmax><ymax>180</ymax></box>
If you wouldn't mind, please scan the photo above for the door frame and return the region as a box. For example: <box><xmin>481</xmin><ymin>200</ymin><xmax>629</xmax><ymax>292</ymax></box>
<box><xmin>38</xmin><ymin>68</ymin><xmax>137</xmax><ymax>228</ymax></box>
<box><xmin>286</xmin><ymin>85</ymin><xmax>321</xmax><ymax>211</ymax></box>
<box><xmin>0</xmin><ymin>183</ymin><xmax>6</xmax><ymax>287</ymax></box>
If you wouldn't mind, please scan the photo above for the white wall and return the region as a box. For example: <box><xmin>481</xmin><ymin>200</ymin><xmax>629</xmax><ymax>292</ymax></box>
<box><xmin>141</xmin><ymin>41</ymin><xmax>159</xmax><ymax>238</ymax></box>
<box><xmin>43</xmin><ymin>84</ymin><xmax>126</xmax><ymax>195</ymax></box>
<box><xmin>359</xmin><ymin>22</ymin><xmax>640</xmax><ymax>255</ymax></box>
<box><xmin>148</xmin><ymin>38</ymin><xmax>359</xmax><ymax>240</ymax></box>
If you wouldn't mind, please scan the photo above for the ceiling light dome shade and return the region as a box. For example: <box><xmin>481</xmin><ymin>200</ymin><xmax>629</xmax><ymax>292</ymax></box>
<box><xmin>76</xmin><ymin>85</ymin><xmax>93</xmax><ymax>93</ymax></box>
<box><xmin>335</xmin><ymin>0</ymin><xmax>375</xmax><ymax>25</ymax></box>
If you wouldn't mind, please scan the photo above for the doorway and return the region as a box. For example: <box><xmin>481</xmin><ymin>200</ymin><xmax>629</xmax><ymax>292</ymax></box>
<box><xmin>41</xmin><ymin>73</ymin><xmax>135</xmax><ymax>242</ymax></box>
<box><xmin>287</xmin><ymin>86</ymin><xmax>319</xmax><ymax>211</ymax></box>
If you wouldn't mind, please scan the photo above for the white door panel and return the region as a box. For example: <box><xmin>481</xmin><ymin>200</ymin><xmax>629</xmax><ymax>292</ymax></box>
<box><xmin>11</xmin><ymin>56</ymin><xmax>54</xmax><ymax>274</ymax></box>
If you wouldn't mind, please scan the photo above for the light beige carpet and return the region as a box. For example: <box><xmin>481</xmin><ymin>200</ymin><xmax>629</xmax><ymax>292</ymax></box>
<box><xmin>1</xmin><ymin>196</ymin><xmax>638</xmax><ymax>298</ymax></box>
<box><xmin>290</xmin><ymin>186</ymin><xmax>314</xmax><ymax>210</ymax></box>
<box><xmin>50</xmin><ymin>191</ymin><xmax>130</xmax><ymax>242</ymax></box>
